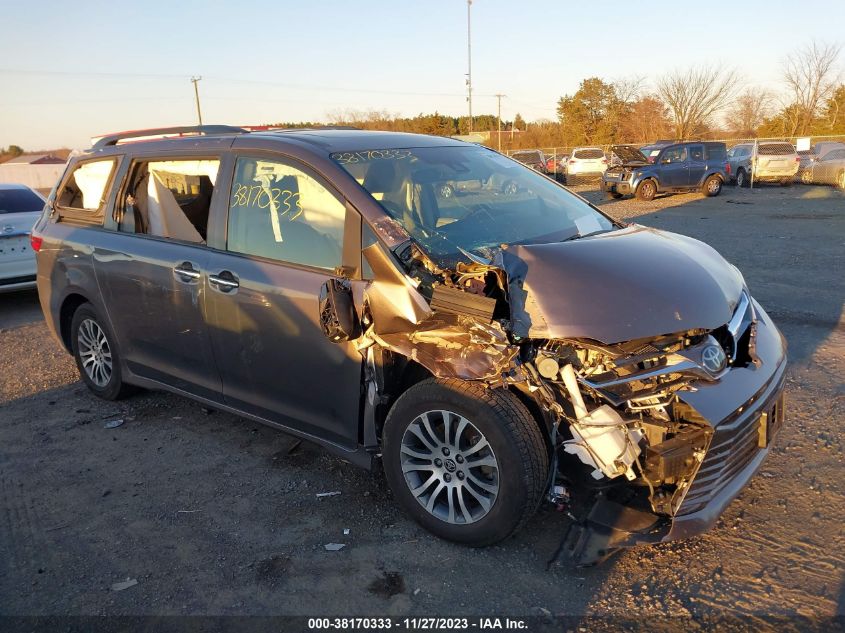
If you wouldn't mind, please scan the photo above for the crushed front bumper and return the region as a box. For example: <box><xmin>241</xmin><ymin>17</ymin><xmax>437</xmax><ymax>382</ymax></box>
<box><xmin>562</xmin><ymin>299</ymin><xmax>787</xmax><ymax>564</ymax></box>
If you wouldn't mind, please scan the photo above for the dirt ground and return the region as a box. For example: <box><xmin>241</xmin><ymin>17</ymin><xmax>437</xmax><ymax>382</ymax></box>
<box><xmin>1</xmin><ymin>182</ymin><xmax>843</xmax><ymax>625</ymax></box>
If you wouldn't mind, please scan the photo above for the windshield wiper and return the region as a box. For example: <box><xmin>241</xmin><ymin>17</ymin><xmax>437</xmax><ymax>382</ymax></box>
<box><xmin>562</xmin><ymin>228</ymin><xmax>612</xmax><ymax>242</ymax></box>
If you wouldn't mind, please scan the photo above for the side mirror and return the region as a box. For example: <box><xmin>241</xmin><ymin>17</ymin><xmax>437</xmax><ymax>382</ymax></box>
<box><xmin>318</xmin><ymin>279</ymin><xmax>360</xmax><ymax>343</ymax></box>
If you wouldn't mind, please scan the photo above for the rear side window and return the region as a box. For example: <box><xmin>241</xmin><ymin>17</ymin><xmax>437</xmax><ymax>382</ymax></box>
<box><xmin>823</xmin><ymin>149</ymin><xmax>845</xmax><ymax>161</ymax></box>
<box><xmin>118</xmin><ymin>159</ymin><xmax>220</xmax><ymax>243</ymax></box>
<box><xmin>706</xmin><ymin>145</ymin><xmax>727</xmax><ymax>161</ymax></box>
<box><xmin>0</xmin><ymin>188</ymin><xmax>44</xmax><ymax>214</ymax></box>
<box><xmin>574</xmin><ymin>149</ymin><xmax>604</xmax><ymax>159</ymax></box>
<box><xmin>689</xmin><ymin>145</ymin><xmax>705</xmax><ymax>161</ymax></box>
<box><xmin>56</xmin><ymin>159</ymin><xmax>116</xmax><ymax>222</ymax></box>
<box><xmin>758</xmin><ymin>143</ymin><xmax>795</xmax><ymax>156</ymax></box>
<box><xmin>226</xmin><ymin>156</ymin><xmax>345</xmax><ymax>270</ymax></box>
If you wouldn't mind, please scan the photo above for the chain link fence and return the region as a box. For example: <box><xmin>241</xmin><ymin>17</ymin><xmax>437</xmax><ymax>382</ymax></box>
<box><xmin>505</xmin><ymin>134</ymin><xmax>845</xmax><ymax>191</ymax></box>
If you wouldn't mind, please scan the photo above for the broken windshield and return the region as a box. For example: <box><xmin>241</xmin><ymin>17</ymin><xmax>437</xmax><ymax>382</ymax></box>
<box><xmin>331</xmin><ymin>145</ymin><xmax>614</xmax><ymax>265</ymax></box>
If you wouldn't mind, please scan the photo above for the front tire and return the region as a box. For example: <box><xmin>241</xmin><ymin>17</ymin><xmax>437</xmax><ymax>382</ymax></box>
<box><xmin>702</xmin><ymin>175</ymin><xmax>722</xmax><ymax>197</ymax></box>
<box><xmin>635</xmin><ymin>179</ymin><xmax>656</xmax><ymax>201</ymax></box>
<box><xmin>382</xmin><ymin>378</ymin><xmax>548</xmax><ymax>546</ymax></box>
<box><xmin>71</xmin><ymin>303</ymin><xmax>134</xmax><ymax>400</ymax></box>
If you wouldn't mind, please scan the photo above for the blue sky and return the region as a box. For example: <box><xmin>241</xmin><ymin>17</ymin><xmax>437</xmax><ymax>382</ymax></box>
<box><xmin>1</xmin><ymin>0</ymin><xmax>843</xmax><ymax>149</ymax></box>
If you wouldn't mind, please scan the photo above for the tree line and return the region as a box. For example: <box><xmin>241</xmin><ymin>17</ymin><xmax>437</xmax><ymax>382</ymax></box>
<box><xmin>275</xmin><ymin>40</ymin><xmax>843</xmax><ymax>150</ymax></box>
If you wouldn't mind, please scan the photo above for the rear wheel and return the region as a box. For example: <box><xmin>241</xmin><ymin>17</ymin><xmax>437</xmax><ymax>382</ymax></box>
<box><xmin>702</xmin><ymin>175</ymin><xmax>722</xmax><ymax>197</ymax></box>
<box><xmin>438</xmin><ymin>183</ymin><xmax>454</xmax><ymax>198</ymax></box>
<box><xmin>382</xmin><ymin>378</ymin><xmax>548</xmax><ymax>546</ymax></box>
<box><xmin>838</xmin><ymin>171</ymin><xmax>845</xmax><ymax>189</ymax></box>
<box><xmin>801</xmin><ymin>170</ymin><xmax>813</xmax><ymax>184</ymax></box>
<box><xmin>635</xmin><ymin>179</ymin><xmax>656</xmax><ymax>201</ymax></box>
<box><xmin>780</xmin><ymin>178</ymin><xmax>793</xmax><ymax>187</ymax></box>
<box><xmin>604</xmin><ymin>191</ymin><xmax>624</xmax><ymax>200</ymax></box>
<box><xmin>71</xmin><ymin>303</ymin><xmax>134</xmax><ymax>400</ymax></box>
<box><xmin>736</xmin><ymin>169</ymin><xmax>749</xmax><ymax>188</ymax></box>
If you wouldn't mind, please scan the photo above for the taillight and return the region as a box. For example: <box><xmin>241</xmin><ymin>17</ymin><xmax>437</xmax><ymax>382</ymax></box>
<box><xmin>569</xmin><ymin>160</ymin><xmax>576</xmax><ymax>164</ymax></box>
<box><xmin>601</xmin><ymin>158</ymin><xmax>608</xmax><ymax>164</ymax></box>
<box><xmin>30</xmin><ymin>234</ymin><xmax>43</xmax><ymax>252</ymax></box>
<box><xmin>725</xmin><ymin>163</ymin><xmax>731</xmax><ymax>175</ymax></box>
<box><xmin>795</xmin><ymin>156</ymin><xmax>800</xmax><ymax>162</ymax></box>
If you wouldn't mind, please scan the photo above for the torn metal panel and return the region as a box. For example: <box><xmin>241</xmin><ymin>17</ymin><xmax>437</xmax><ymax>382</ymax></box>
<box><xmin>362</xmin><ymin>241</ymin><xmax>432</xmax><ymax>334</ymax></box>
<box><xmin>369</xmin><ymin>314</ymin><xmax>519</xmax><ymax>382</ymax></box>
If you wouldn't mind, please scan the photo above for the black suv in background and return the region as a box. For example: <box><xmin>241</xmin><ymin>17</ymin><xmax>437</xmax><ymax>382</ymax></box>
<box><xmin>602</xmin><ymin>141</ymin><xmax>729</xmax><ymax>201</ymax></box>
<box><xmin>31</xmin><ymin>126</ymin><xmax>786</xmax><ymax>564</ymax></box>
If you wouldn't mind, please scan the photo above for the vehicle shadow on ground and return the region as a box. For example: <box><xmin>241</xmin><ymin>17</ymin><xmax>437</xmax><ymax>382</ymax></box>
<box><xmin>0</xmin><ymin>289</ymin><xmax>42</xmax><ymax>329</ymax></box>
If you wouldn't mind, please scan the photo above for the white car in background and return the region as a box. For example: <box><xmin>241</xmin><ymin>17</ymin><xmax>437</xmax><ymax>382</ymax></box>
<box><xmin>0</xmin><ymin>183</ymin><xmax>46</xmax><ymax>292</ymax></box>
<box><xmin>564</xmin><ymin>147</ymin><xmax>608</xmax><ymax>181</ymax></box>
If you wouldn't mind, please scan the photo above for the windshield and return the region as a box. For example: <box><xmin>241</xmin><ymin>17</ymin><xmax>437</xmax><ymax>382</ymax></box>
<box><xmin>331</xmin><ymin>145</ymin><xmax>614</xmax><ymax>265</ymax></box>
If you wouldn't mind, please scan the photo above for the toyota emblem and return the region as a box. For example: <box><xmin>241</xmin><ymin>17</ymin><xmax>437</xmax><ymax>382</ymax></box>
<box><xmin>701</xmin><ymin>344</ymin><xmax>727</xmax><ymax>374</ymax></box>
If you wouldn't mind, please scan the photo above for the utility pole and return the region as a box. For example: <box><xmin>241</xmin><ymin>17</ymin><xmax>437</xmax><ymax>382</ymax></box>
<box><xmin>466</xmin><ymin>0</ymin><xmax>473</xmax><ymax>135</ymax></box>
<box><xmin>190</xmin><ymin>76</ymin><xmax>203</xmax><ymax>126</ymax></box>
<box><xmin>494</xmin><ymin>94</ymin><xmax>506</xmax><ymax>152</ymax></box>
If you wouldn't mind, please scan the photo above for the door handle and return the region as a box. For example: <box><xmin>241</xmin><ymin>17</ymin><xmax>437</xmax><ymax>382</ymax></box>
<box><xmin>173</xmin><ymin>262</ymin><xmax>201</xmax><ymax>282</ymax></box>
<box><xmin>209</xmin><ymin>271</ymin><xmax>239</xmax><ymax>292</ymax></box>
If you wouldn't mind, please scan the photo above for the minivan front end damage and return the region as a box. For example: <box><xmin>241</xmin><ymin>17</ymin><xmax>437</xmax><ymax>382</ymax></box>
<box><xmin>320</xmin><ymin>225</ymin><xmax>787</xmax><ymax>565</ymax></box>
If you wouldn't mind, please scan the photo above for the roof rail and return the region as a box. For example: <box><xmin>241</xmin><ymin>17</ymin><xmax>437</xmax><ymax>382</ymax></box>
<box><xmin>92</xmin><ymin>125</ymin><xmax>248</xmax><ymax>149</ymax></box>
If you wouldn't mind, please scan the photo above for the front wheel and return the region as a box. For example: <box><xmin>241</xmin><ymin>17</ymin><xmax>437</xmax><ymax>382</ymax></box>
<box><xmin>635</xmin><ymin>180</ymin><xmax>656</xmax><ymax>201</ymax></box>
<box><xmin>382</xmin><ymin>378</ymin><xmax>548</xmax><ymax>546</ymax></box>
<box><xmin>702</xmin><ymin>175</ymin><xmax>722</xmax><ymax>197</ymax></box>
<box><xmin>438</xmin><ymin>183</ymin><xmax>454</xmax><ymax>198</ymax></box>
<box><xmin>71</xmin><ymin>303</ymin><xmax>134</xmax><ymax>400</ymax></box>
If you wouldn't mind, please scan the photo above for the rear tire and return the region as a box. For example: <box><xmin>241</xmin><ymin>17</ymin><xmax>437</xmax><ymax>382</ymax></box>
<box><xmin>635</xmin><ymin>179</ymin><xmax>656</xmax><ymax>201</ymax></box>
<box><xmin>780</xmin><ymin>178</ymin><xmax>793</xmax><ymax>187</ymax></box>
<box><xmin>838</xmin><ymin>171</ymin><xmax>845</xmax><ymax>189</ymax></box>
<box><xmin>702</xmin><ymin>175</ymin><xmax>722</xmax><ymax>197</ymax></box>
<box><xmin>604</xmin><ymin>190</ymin><xmax>624</xmax><ymax>200</ymax></box>
<box><xmin>71</xmin><ymin>303</ymin><xmax>135</xmax><ymax>400</ymax></box>
<box><xmin>736</xmin><ymin>169</ymin><xmax>749</xmax><ymax>188</ymax></box>
<box><xmin>382</xmin><ymin>378</ymin><xmax>548</xmax><ymax>546</ymax></box>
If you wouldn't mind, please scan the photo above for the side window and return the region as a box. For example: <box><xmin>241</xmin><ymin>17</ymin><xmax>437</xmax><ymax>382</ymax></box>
<box><xmin>689</xmin><ymin>145</ymin><xmax>704</xmax><ymax>161</ymax></box>
<box><xmin>119</xmin><ymin>158</ymin><xmax>219</xmax><ymax>243</ymax></box>
<box><xmin>56</xmin><ymin>159</ymin><xmax>116</xmax><ymax>222</ymax></box>
<box><xmin>227</xmin><ymin>156</ymin><xmax>345</xmax><ymax>270</ymax></box>
<box><xmin>661</xmin><ymin>147</ymin><xmax>686</xmax><ymax>164</ymax></box>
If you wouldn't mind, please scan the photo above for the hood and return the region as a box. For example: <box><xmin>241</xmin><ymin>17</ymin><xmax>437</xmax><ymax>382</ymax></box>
<box><xmin>506</xmin><ymin>225</ymin><xmax>743</xmax><ymax>344</ymax></box>
<box><xmin>610</xmin><ymin>145</ymin><xmax>647</xmax><ymax>165</ymax></box>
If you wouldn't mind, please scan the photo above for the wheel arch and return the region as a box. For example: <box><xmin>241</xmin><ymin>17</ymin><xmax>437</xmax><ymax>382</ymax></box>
<box><xmin>58</xmin><ymin>292</ymin><xmax>91</xmax><ymax>353</ymax></box>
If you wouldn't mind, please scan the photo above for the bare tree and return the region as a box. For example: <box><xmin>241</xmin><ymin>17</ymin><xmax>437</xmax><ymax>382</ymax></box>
<box><xmin>726</xmin><ymin>88</ymin><xmax>773</xmax><ymax>136</ymax></box>
<box><xmin>657</xmin><ymin>66</ymin><xmax>740</xmax><ymax>139</ymax></box>
<box><xmin>783</xmin><ymin>41</ymin><xmax>843</xmax><ymax>135</ymax></box>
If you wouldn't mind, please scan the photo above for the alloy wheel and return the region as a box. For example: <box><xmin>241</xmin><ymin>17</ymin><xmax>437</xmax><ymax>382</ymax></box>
<box><xmin>708</xmin><ymin>178</ymin><xmax>721</xmax><ymax>194</ymax></box>
<box><xmin>399</xmin><ymin>410</ymin><xmax>499</xmax><ymax>525</ymax></box>
<box><xmin>77</xmin><ymin>318</ymin><xmax>112</xmax><ymax>387</ymax></box>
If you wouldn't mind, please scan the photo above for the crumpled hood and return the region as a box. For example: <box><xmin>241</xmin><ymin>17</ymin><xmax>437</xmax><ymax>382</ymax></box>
<box><xmin>506</xmin><ymin>225</ymin><xmax>744</xmax><ymax>344</ymax></box>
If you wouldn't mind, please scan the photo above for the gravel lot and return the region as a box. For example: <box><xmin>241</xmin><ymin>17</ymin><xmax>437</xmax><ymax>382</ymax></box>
<box><xmin>1</xmin><ymin>183</ymin><xmax>843</xmax><ymax>624</ymax></box>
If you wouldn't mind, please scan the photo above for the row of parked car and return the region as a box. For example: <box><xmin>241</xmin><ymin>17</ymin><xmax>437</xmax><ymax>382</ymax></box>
<box><xmin>509</xmin><ymin>139</ymin><xmax>845</xmax><ymax>200</ymax></box>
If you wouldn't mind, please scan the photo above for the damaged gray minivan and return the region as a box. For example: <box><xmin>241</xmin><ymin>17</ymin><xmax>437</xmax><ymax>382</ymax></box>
<box><xmin>33</xmin><ymin>126</ymin><xmax>786</xmax><ymax>564</ymax></box>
